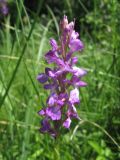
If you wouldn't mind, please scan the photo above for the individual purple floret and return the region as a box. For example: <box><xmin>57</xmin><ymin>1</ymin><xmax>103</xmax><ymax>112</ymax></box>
<box><xmin>0</xmin><ymin>0</ymin><xmax>8</xmax><ymax>16</ymax></box>
<box><xmin>37</xmin><ymin>15</ymin><xmax>87</xmax><ymax>137</ymax></box>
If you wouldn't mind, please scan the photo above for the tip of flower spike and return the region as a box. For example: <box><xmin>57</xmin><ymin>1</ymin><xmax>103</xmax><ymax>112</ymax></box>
<box><xmin>63</xmin><ymin>15</ymin><xmax>67</xmax><ymax>19</ymax></box>
<box><xmin>66</xmin><ymin>21</ymin><xmax>74</xmax><ymax>31</ymax></box>
<box><xmin>60</xmin><ymin>15</ymin><xmax>68</xmax><ymax>30</ymax></box>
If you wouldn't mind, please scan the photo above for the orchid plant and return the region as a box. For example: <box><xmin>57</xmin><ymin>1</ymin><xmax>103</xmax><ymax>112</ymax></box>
<box><xmin>37</xmin><ymin>15</ymin><xmax>87</xmax><ymax>137</ymax></box>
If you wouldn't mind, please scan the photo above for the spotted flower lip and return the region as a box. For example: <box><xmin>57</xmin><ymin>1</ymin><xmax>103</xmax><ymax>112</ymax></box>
<box><xmin>37</xmin><ymin>15</ymin><xmax>87</xmax><ymax>137</ymax></box>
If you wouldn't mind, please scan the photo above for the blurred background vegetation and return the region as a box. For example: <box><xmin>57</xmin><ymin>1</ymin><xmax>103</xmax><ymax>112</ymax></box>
<box><xmin>0</xmin><ymin>0</ymin><xmax>120</xmax><ymax>159</ymax></box>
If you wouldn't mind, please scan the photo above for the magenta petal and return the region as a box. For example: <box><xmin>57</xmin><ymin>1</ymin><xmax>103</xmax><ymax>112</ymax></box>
<box><xmin>37</xmin><ymin>73</ymin><xmax>48</xmax><ymax>83</ymax></box>
<box><xmin>40</xmin><ymin>118</ymin><xmax>51</xmax><ymax>133</ymax></box>
<box><xmin>48</xmin><ymin>70</ymin><xmax>56</xmax><ymax>78</ymax></box>
<box><xmin>62</xmin><ymin>79</ymin><xmax>71</xmax><ymax>85</ymax></box>
<box><xmin>66</xmin><ymin>21</ymin><xmax>74</xmax><ymax>31</ymax></box>
<box><xmin>50</xmin><ymin>38</ymin><xmax>58</xmax><ymax>51</ymax></box>
<box><xmin>59</xmin><ymin>93</ymin><xmax>68</xmax><ymax>100</ymax></box>
<box><xmin>71</xmin><ymin>75</ymin><xmax>87</xmax><ymax>87</ymax></box>
<box><xmin>44</xmin><ymin>82</ymin><xmax>57</xmax><ymax>91</ymax></box>
<box><xmin>57</xmin><ymin>100</ymin><xmax>64</xmax><ymax>106</ymax></box>
<box><xmin>70</xmin><ymin>31</ymin><xmax>79</xmax><ymax>40</ymax></box>
<box><xmin>71</xmin><ymin>57</ymin><xmax>78</xmax><ymax>65</ymax></box>
<box><xmin>38</xmin><ymin>109</ymin><xmax>45</xmax><ymax>116</ymax></box>
<box><xmin>69</xmin><ymin>88</ymin><xmax>80</xmax><ymax>104</ymax></box>
<box><xmin>45</xmin><ymin>67</ymin><xmax>52</xmax><ymax>75</ymax></box>
<box><xmin>60</xmin><ymin>15</ymin><xmax>68</xmax><ymax>29</ymax></box>
<box><xmin>69</xmin><ymin>39</ymin><xmax>84</xmax><ymax>52</ymax></box>
<box><xmin>45</xmin><ymin>50</ymin><xmax>58</xmax><ymax>64</ymax></box>
<box><xmin>76</xmin><ymin>81</ymin><xmax>87</xmax><ymax>87</ymax></box>
<box><xmin>47</xmin><ymin>93</ymin><xmax>57</xmax><ymax>106</ymax></box>
<box><xmin>55</xmin><ymin>58</ymin><xmax>65</xmax><ymax>67</ymax></box>
<box><xmin>73</xmin><ymin>67</ymin><xmax>87</xmax><ymax>77</ymax></box>
<box><xmin>67</xmin><ymin>103</ymin><xmax>79</xmax><ymax>119</ymax></box>
<box><xmin>46</xmin><ymin>106</ymin><xmax>61</xmax><ymax>120</ymax></box>
<box><xmin>54</xmin><ymin>70</ymin><xmax>63</xmax><ymax>76</ymax></box>
<box><xmin>47</xmin><ymin>97</ymin><xmax>55</xmax><ymax>106</ymax></box>
<box><xmin>63</xmin><ymin>117</ymin><xmax>71</xmax><ymax>128</ymax></box>
<box><xmin>44</xmin><ymin>84</ymin><xmax>53</xmax><ymax>90</ymax></box>
<box><xmin>70</xmin><ymin>105</ymin><xmax>79</xmax><ymax>118</ymax></box>
<box><xmin>57</xmin><ymin>93</ymin><xmax>68</xmax><ymax>106</ymax></box>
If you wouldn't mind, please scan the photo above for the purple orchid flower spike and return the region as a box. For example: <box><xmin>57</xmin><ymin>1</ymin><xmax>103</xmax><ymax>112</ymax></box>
<box><xmin>37</xmin><ymin>15</ymin><xmax>87</xmax><ymax>137</ymax></box>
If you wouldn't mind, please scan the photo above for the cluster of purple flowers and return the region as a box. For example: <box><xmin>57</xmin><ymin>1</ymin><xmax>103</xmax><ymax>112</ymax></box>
<box><xmin>0</xmin><ymin>0</ymin><xmax>8</xmax><ymax>16</ymax></box>
<box><xmin>37</xmin><ymin>15</ymin><xmax>87</xmax><ymax>137</ymax></box>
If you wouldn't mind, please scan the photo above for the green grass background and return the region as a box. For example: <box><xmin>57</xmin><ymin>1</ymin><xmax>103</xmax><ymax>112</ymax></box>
<box><xmin>0</xmin><ymin>0</ymin><xmax>120</xmax><ymax>159</ymax></box>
